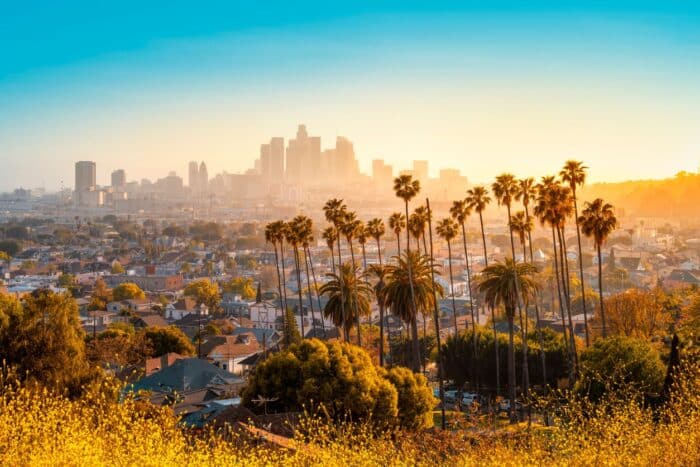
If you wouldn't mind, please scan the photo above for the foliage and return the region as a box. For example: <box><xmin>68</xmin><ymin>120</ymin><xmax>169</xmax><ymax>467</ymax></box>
<box><xmin>222</xmin><ymin>276</ymin><xmax>256</xmax><ymax>299</ymax></box>
<box><xmin>242</xmin><ymin>338</ymin><xmax>435</xmax><ymax>429</ymax></box>
<box><xmin>577</xmin><ymin>335</ymin><xmax>665</xmax><ymax>402</ymax></box>
<box><xmin>0</xmin><ymin>290</ymin><xmax>100</xmax><ymax>397</ymax></box>
<box><xmin>142</xmin><ymin>326</ymin><xmax>195</xmax><ymax>357</ymax></box>
<box><xmin>88</xmin><ymin>278</ymin><xmax>112</xmax><ymax>311</ymax></box>
<box><xmin>112</xmin><ymin>282</ymin><xmax>146</xmax><ymax>301</ymax></box>
<box><xmin>320</xmin><ymin>262</ymin><xmax>373</xmax><ymax>338</ymax></box>
<box><xmin>189</xmin><ymin>221</ymin><xmax>222</xmax><ymax>241</ymax></box>
<box><xmin>595</xmin><ymin>288</ymin><xmax>672</xmax><ymax>339</ymax></box>
<box><xmin>389</xmin><ymin>334</ymin><xmax>436</xmax><ymax>370</ymax></box>
<box><xmin>111</xmin><ymin>261</ymin><xmax>125</xmax><ymax>274</ymax></box>
<box><xmin>283</xmin><ymin>307</ymin><xmax>302</xmax><ymax>346</ymax></box>
<box><xmin>183</xmin><ymin>279</ymin><xmax>220</xmax><ymax>311</ymax></box>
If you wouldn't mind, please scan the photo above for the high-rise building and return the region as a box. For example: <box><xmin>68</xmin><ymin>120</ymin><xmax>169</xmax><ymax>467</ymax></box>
<box><xmin>335</xmin><ymin>136</ymin><xmax>359</xmax><ymax>184</ymax></box>
<box><xmin>75</xmin><ymin>161</ymin><xmax>96</xmax><ymax>192</ymax></box>
<box><xmin>372</xmin><ymin>159</ymin><xmax>393</xmax><ymax>187</ymax></box>
<box><xmin>413</xmin><ymin>160</ymin><xmax>429</xmax><ymax>183</ymax></box>
<box><xmin>111</xmin><ymin>169</ymin><xmax>126</xmax><ymax>189</ymax></box>
<box><xmin>269</xmin><ymin>137</ymin><xmax>285</xmax><ymax>180</ymax></box>
<box><xmin>198</xmin><ymin>162</ymin><xmax>208</xmax><ymax>192</ymax></box>
<box><xmin>188</xmin><ymin>161</ymin><xmax>199</xmax><ymax>189</ymax></box>
<box><xmin>286</xmin><ymin>124</ymin><xmax>320</xmax><ymax>184</ymax></box>
<box><xmin>260</xmin><ymin>143</ymin><xmax>271</xmax><ymax>177</ymax></box>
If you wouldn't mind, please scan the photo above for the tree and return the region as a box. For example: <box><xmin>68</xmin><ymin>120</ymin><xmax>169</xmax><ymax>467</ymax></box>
<box><xmin>265</xmin><ymin>220</ymin><xmax>287</xmax><ymax>322</ymax></box>
<box><xmin>388</xmin><ymin>212</ymin><xmax>406</xmax><ymax>255</ymax></box>
<box><xmin>142</xmin><ymin>326</ymin><xmax>195</xmax><ymax>357</ymax></box>
<box><xmin>393</xmin><ymin>174</ymin><xmax>422</xmax><ymax>372</ymax></box>
<box><xmin>579</xmin><ymin>198</ymin><xmax>618</xmax><ymax>338</ymax></box>
<box><xmin>596</xmin><ymin>289</ymin><xmax>671</xmax><ymax>339</ymax></box>
<box><xmin>436</xmin><ymin>217</ymin><xmax>460</xmax><ymax>333</ymax></box>
<box><xmin>283</xmin><ymin>306</ymin><xmax>302</xmax><ymax>346</ymax></box>
<box><xmin>322</xmin><ymin>226</ymin><xmax>338</xmax><ymax>274</ymax></box>
<box><xmin>286</xmin><ymin>216</ymin><xmax>309</xmax><ymax>338</ymax></box>
<box><xmin>339</xmin><ymin>211</ymin><xmax>364</xmax><ymax>344</ymax></box>
<box><xmin>0</xmin><ymin>240</ymin><xmax>20</xmax><ymax>257</ymax></box>
<box><xmin>242</xmin><ymin>338</ymin><xmax>436</xmax><ymax>429</ymax></box>
<box><xmin>323</xmin><ymin>198</ymin><xmax>347</xmax><ymax>269</ymax></box>
<box><xmin>384</xmin><ymin>250</ymin><xmax>443</xmax><ymax>373</ymax></box>
<box><xmin>183</xmin><ymin>279</ymin><xmax>220</xmax><ymax>312</ymax></box>
<box><xmin>0</xmin><ymin>290</ymin><xmax>99</xmax><ymax>397</ymax></box>
<box><xmin>477</xmin><ymin>259</ymin><xmax>539</xmax><ymax>422</ymax></box>
<box><xmin>577</xmin><ymin>335</ymin><xmax>665</xmax><ymax>402</ymax></box>
<box><xmin>112</xmin><ymin>282</ymin><xmax>146</xmax><ymax>301</ymax></box>
<box><xmin>367</xmin><ymin>264</ymin><xmax>389</xmax><ymax>367</ymax></box>
<box><xmin>367</xmin><ymin>218</ymin><xmax>386</xmax><ymax>266</ymax></box>
<box><xmin>560</xmin><ymin>161</ymin><xmax>591</xmax><ymax>346</ymax></box>
<box><xmin>221</xmin><ymin>276</ymin><xmax>256</xmax><ymax>300</ymax></box>
<box><xmin>320</xmin><ymin>262</ymin><xmax>373</xmax><ymax>341</ymax></box>
<box><xmin>111</xmin><ymin>261</ymin><xmax>125</xmax><ymax>274</ymax></box>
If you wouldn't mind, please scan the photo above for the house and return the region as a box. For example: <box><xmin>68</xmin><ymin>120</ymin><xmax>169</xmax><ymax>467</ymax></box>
<box><xmin>165</xmin><ymin>298</ymin><xmax>208</xmax><ymax>321</ymax></box>
<box><xmin>132</xmin><ymin>313</ymin><xmax>169</xmax><ymax>329</ymax></box>
<box><xmin>664</xmin><ymin>269</ymin><xmax>700</xmax><ymax>288</ymax></box>
<box><xmin>232</xmin><ymin>327</ymin><xmax>283</xmax><ymax>348</ymax></box>
<box><xmin>174</xmin><ymin>313</ymin><xmax>212</xmax><ymax>339</ymax></box>
<box><xmin>126</xmin><ymin>358</ymin><xmax>244</xmax><ymax>394</ymax></box>
<box><xmin>200</xmin><ymin>333</ymin><xmax>261</xmax><ymax>375</ymax></box>
<box><xmin>107</xmin><ymin>298</ymin><xmax>154</xmax><ymax>314</ymax></box>
<box><xmin>144</xmin><ymin>352</ymin><xmax>186</xmax><ymax>376</ymax></box>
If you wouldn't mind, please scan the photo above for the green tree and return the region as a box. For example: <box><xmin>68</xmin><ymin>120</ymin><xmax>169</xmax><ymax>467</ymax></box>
<box><xmin>221</xmin><ymin>276</ymin><xmax>256</xmax><ymax>299</ymax></box>
<box><xmin>0</xmin><ymin>240</ymin><xmax>21</xmax><ymax>257</ymax></box>
<box><xmin>183</xmin><ymin>279</ymin><xmax>220</xmax><ymax>312</ymax></box>
<box><xmin>111</xmin><ymin>261</ymin><xmax>125</xmax><ymax>274</ymax></box>
<box><xmin>112</xmin><ymin>282</ymin><xmax>146</xmax><ymax>301</ymax></box>
<box><xmin>320</xmin><ymin>262</ymin><xmax>373</xmax><ymax>341</ymax></box>
<box><xmin>89</xmin><ymin>278</ymin><xmax>112</xmax><ymax>311</ymax></box>
<box><xmin>0</xmin><ymin>290</ymin><xmax>99</xmax><ymax>397</ymax></box>
<box><xmin>283</xmin><ymin>306</ymin><xmax>302</xmax><ymax>346</ymax></box>
<box><xmin>141</xmin><ymin>326</ymin><xmax>195</xmax><ymax>357</ymax></box>
<box><xmin>242</xmin><ymin>339</ymin><xmax>436</xmax><ymax>429</ymax></box>
<box><xmin>577</xmin><ymin>335</ymin><xmax>665</xmax><ymax>402</ymax></box>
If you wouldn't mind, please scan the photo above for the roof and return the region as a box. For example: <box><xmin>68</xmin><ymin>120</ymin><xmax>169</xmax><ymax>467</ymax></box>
<box><xmin>232</xmin><ymin>327</ymin><xmax>282</xmax><ymax>345</ymax></box>
<box><xmin>201</xmin><ymin>334</ymin><xmax>260</xmax><ymax>359</ymax></box>
<box><xmin>667</xmin><ymin>269</ymin><xmax>700</xmax><ymax>284</ymax></box>
<box><xmin>127</xmin><ymin>358</ymin><xmax>243</xmax><ymax>393</ymax></box>
<box><xmin>134</xmin><ymin>314</ymin><xmax>168</xmax><ymax>328</ymax></box>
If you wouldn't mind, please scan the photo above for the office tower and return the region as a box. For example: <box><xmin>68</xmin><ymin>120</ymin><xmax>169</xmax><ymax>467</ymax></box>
<box><xmin>75</xmin><ymin>161</ymin><xmax>96</xmax><ymax>192</ymax></box>
<box><xmin>413</xmin><ymin>160</ymin><xmax>429</xmax><ymax>182</ymax></box>
<box><xmin>372</xmin><ymin>159</ymin><xmax>393</xmax><ymax>187</ymax></box>
<box><xmin>198</xmin><ymin>162</ymin><xmax>208</xmax><ymax>192</ymax></box>
<box><xmin>286</xmin><ymin>124</ymin><xmax>320</xmax><ymax>184</ymax></box>
<box><xmin>269</xmin><ymin>137</ymin><xmax>285</xmax><ymax>180</ymax></box>
<box><xmin>335</xmin><ymin>137</ymin><xmax>359</xmax><ymax>184</ymax></box>
<box><xmin>111</xmin><ymin>169</ymin><xmax>126</xmax><ymax>189</ymax></box>
<box><xmin>260</xmin><ymin>143</ymin><xmax>271</xmax><ymax>177</ymax></box>
<box><xmin>188</xmin><ymin>161</ymin><xmax>199</xmax><ymax>189</ymax></box>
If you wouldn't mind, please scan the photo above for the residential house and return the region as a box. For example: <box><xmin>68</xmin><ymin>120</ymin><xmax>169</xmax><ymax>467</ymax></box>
<box><xmin>200</xmin><ymin>333</ymin><xmax>261</xmax><ymax>375</ymax></box>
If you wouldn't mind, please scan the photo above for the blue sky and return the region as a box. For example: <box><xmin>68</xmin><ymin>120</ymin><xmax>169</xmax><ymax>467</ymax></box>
<box><xmin>1</xmin><ymin>1</ymin><xmax>699</xmax><ymax>190</ymax></box>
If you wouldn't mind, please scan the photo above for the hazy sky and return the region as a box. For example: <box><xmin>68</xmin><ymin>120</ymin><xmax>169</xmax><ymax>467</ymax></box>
<box><xmin>1</xmin><ymin>1</ymin><xmax>699</xmax><ymax>191</ymax></box>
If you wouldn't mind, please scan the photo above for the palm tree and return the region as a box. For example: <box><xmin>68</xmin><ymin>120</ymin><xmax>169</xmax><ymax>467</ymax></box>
<box><xmin>388</xmin><ymin>212</ymin><xmax>406</xmax><ymax>256</ymax></box>
<box><xmin>466</xmin><ymin>184</ymin><xmax>499</xmax><ymax>395</ymax></box>
<box><xmin>509</xmin><ymin>210</ymin><xmax>533</xmax><ymax>395</ymax></box>
<box><xmin>578</xmin><ymin>198</ymin><xmax>617</xmax><ymax>338</ymax></box>
<box><xmin>323</xmin><ymin>198</ymin><xmax>347</xmax><ymax>268</ymax></box>
<box><xmin>367</xmin><ymin>264</ymin><xmax>389</xmax><ymax>366</ymax></box>
<box><xmin>357</xmin><ymin>220</ymin><xmax>368</xmax><ymax>270</ymax></box>
<box><xmin>322</xmin><ymin>226</ymin><xmax>338</xmax><ymax>275</ymax></box>
<box><xmin>278</xmin><ymin>221</ymin><xmax>291</xmax><ymax>344</ymax></box>
<box><xmin>286</xmin><ymin>216</ymin><xmax>308</xmax><ymax>339</ymax></box>
<box><xmin>299</xmin><ymin>217</ymin><xmax>320</xmax><ymax>337</ymax></box>
<box><xmin>477</xmin><ymin>259</ymin><xmax>539</xmax><ymax>422</ymax></box>
<box><xmin>384</xmin><ymin>250</ymin><xmax>444</xmax><ymax>372</ymax></box>
<box><xmin>408</xmin><ymin>213</ymin><xmax>424</xmax><ymax>253</ymax></box>
<box><xmin>560</xmin><ymin>160</ymin><xmax>591</xmax><ymax>345</ymax></box>
<box><xmin>393</xmin><ymin>174</ymin><xmax>422</xmax><ymax>372</ymax></box>
<box><xmin>320</xmin><ymin>262</ymin><xmax>373</xmax><ymax>340</ymax></box>
<box><xmin>305</xmin><ymin>239</ymin><xmax>327</xmax><ymax>338</ymax></box>
<box><xmin>436</xmin><ymin>217</ymin><xmax>460</xmax><ymax>333</ymax></box>
<box><xmin>413</xmin><ymin>205</ymin><xmax>430</xmax><ymax>255</ymax></box>
<box><xmin>367</xmin><ymin>218</ymin><xmax>386</xmax><ymax>266</ymax></box>
<box><xmin>264</xmin><ymin>221</ymin><xmax>286</xmax><ymax>324</ymax></box>
<box><xmin>449</xmin><ymin>200</ymin><xmax>477</xmax><ymax>334</ymax></box>
<box><xmin>340</xmin><ymin>211</ymin><xmax>364</xmax><ymax>345</ymax></box>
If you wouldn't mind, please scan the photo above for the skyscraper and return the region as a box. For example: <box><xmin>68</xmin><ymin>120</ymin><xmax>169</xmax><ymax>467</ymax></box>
<box><xmin>269</xmin><ymin>137</ymin><xmax>285</xmax><ymax>180</ymax></box>
<box><xmin>111</xmin><ymin>169</ymin><xmax>126</xmax><ymax>189</ymax></box>
<box><xmin>260</xmin><ymin>143</ymin><xmax>271</xmax><ymax>177</ymax></box>
<box><xmin>413</xmin><ymin>160</ymin><xmax>429</xmax><ymax>183</ymax></box>
<box><xmin>286</xmin><ymin>124</ymin><xmax>320</xmax><ymax>184</ymax></box>
<box><xmin>75</xmin><ymin>161</ymin><xmax>96</xmax><ymax>192</ymax></box>
<box><xmin>198</xmin><ymin>162</ymin><xmax>208</xmax><ymax>192</ymax></box>
<box><xmin>188</xmin><ymin>161</ymin><xmax>199</xmax><ymax>189</ymax></box>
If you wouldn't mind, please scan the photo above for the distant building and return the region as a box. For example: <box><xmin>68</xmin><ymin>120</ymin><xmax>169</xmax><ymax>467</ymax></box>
<box><xmin>104</xmin><ymin>274</ymin><xmax>184</xmax><ymax>292</ymax></box>
<box><xmin>111</xmin><ymin>169</ymin><xmax>126</xmax><ymax>189</ymax></box>
<box><xmin>286</xmin><ymin>124</ymin><xmax>320</xmax><ymax>184</ymax></box>
<box><xmin>413</xmin><ymin>160</ymin><xmax>429</xmax><ymax>183</ymax></box>
<box><xmin>75</xmin><ymin>161</ymin><xmax>96</xmax><ymax>192</ymax></box>
<box><xmin>188</xmin><ymin>161</ymin><xmax>199</xmax><ymax>189</ymax></box>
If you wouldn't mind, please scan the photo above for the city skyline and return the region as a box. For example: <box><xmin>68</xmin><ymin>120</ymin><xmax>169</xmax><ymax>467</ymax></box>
<box><xmin>2</xmin><ymin>2</ymin><xmax>700</xmax><ymax>191</ymax></box>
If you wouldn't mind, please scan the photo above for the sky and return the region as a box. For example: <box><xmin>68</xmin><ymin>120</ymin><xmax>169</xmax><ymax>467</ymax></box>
<box><xmin>1</xmin><ymin>1</ymin><xmax>699</xmax><ymax>191</ymax></box>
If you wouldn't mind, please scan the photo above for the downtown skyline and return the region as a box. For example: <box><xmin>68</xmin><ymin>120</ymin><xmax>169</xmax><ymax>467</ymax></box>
<box><xmin>2</xmin><ymin>2</ymin><xmax>700</xmax><ymax>191</ymax></box>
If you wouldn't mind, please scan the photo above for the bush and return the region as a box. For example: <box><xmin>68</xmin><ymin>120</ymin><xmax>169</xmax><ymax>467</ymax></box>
<box><xmin>577</xmin><ymin>335</ymin><xmax>665</xmax><ymax>402</ymax></box>
<box><xmin>242</xmin><ymin>339</ymin><xmax>435</xmax><ymax>429</ymax></box>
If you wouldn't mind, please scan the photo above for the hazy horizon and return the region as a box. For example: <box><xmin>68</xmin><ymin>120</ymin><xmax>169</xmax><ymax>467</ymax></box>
<box><xmin>2</xmin><ymin>1</ymin><xmax>699</xmax><ymax>191</ymax></box>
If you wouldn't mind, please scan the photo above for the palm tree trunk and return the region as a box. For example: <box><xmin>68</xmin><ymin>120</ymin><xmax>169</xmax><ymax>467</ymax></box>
<box><xmin>405</xmin><ymin>201</ymin><xmax>421</xmax><ymax>373</ymax></box>
<box><xmin>507</xmin><ymin>204</ymin><xmax>527</xmax><ymax>404</ymax></box>
<box><xmin>336</xmin><ymin>234</ymin><xmax>348</xmax><ymax>342</ymax></box>
<box><xmin>519</xmin><ymin>237</ymin><xmax>530</xmax><ymax>398</ymax></box>
<box><xmin>396</xmin><ymin>235</ymin><xmax>401</xmax><ymax>260</ymax></box>
<box><xmin>558</xmin><ymin>227</ymin><xmax>578</xmax><ymax>375</ymax></box>
<box><xmin>280</xmin><ymin>239</ymin><xmax>289</xmax><ymax>342</ymax></box>
<box><xmin>597</xmin><ymin>244</ymin><xmax>607</xmax><ymax>338</ymax></box>
<box><xmin>572</xmin><ymin>192</ymin><xmax>590</xmax><ymax>346</ymax></box>
<box><xmin>273</xmin><ymin>243</ymin><xmax>284</xmax><ymax>329</ymax></box>
<box><xmin>507</xmin><ymin>313</ymin><xmax>517</xmax><ymax>423</ymax></box>
<box><xmin>461</xmin><ymin>222</ymin><xmax>478</xmax><ymax>392</ymax></box>
<box><xmin>377</xmin><ymin>238</ymin><xmax>386</xmax><ymax>366</ymax></box>
<box><xmin>447</xmin><ymin>240</ymin><xmax>458</xmax><ymax>333</ymax></box>
<box><xmin>307</xmin><ymin>247</ymin><xmax>326</xmax><ymax>338</ymax></box>
<box><xmin>524</xmin><ymin>205</ymin><xmax>547</xmax><ymax>390</ymax></box>
<box><xmin>349</xmin><ymin>240</ymin><xmax>362</xmax><ymax>347</ymax></box>
<box><xmin>294</xmin><ymin>247</ymin><xmax>305</xmax><ymax>338</ymax></box>
<box><xmin>552</xmin><ymin>227</ymin><xmax>570</xmax><ymax>354</ymax></box>
<box><xmin>329</xmin><ymin>246</ymin><xmax>336</xmax><ymax>275</ymax></box>
<box><xmin>479</xmin><ymin>210</ymin><xmax>500</xmax><ymax>397</ymax></box>
<box><xmin>303</xmin><ymin>247</ymin><xmax>317</xmax><ymax>337</ymax></box>
<box><xmin>361</xmin><ymin>243</ymin><xmax>368</xmax><ymax>270</ymax></box>
<box><xmin>376</xmin><ymin>238</ymin><xmax>383</xmax><ymax>266</ymax></box>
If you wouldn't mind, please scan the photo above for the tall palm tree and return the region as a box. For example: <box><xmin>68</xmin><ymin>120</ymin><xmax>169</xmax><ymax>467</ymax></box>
<box><xmin>323</xmin><ymin>198</ymin><xmax>347</xmax><ymax>269</ymax></box>
<box><xmin>278</xmin><ymin>221</ymin><xmax>291</xmax><ymax>343</ymax></box>
<box><xmin>466</xmin><ymin>185</ymin><xmax>500</xmax><ymax>395</ymax></box>
<box><xmin>408</xmin><ymin>213</ymin><xmax>424</xmax><ymax>253</ymax></box>
<box><xmin>393</xmin><ymin>174</ymin><xmax>422</xmax><ymax>372</ymax></box>
<box><xmin>340</xmin><ymin>211</ymin><xmax>364</xmax><ymax>345</ymax></box>
<box><xmin>578</xmin><ymin>198</ymin><xmax>617</xmax><ymax>339</ymax></box>
<box><xmin>413</xmin><ymin>205</ymin><xmax>430</xmax><ymax>255</ymax></box>
<box><xmin>449</xmin><ymin>200</ymin><xmax>477</xmax><ymax>334</ymax></box>
<box><xmin>322</xmin><ymin>226</ymin><xmax>338</xmax><ymax>275</ymax></box>
<box><xmin>264</xmin><ymin>221</ymin><xmax>286</xmax><ymax>324</ymax></box>
<box><xmin>357</xmin><ymin>220</ymin><xmax>368</xmax><ymax>270</ymax></box>
<box><xmin>560</xmin><ymin>160</ymin><xmax>591</xmax><ymax>346</ymax></box>
<box><xmin>367</xmin><ymin>264</ymin><xmax>389</xmax><ymax>367</ymax></box>
<box><xmin>384</xmin><ymin>250</ymin><xmax>444</xmax><ymax>372</ymax></box>
<box><xmin>509</xmin><ymin>210</ymin><xmax>533</xmax><ymax>395</ymax></box>
<box><xmin>388</xmin><ymin>212</ymin><xmax>406</xmax><ymax>257</ymax></box>
<box><xmin>320</xmin><ymin>262</ymin><xmax>373</xmax><ymax>340</ymax></box>
<box><xmin>299</xmin><ymin>217</ymin><xmax>319</xmax><ymax>337</ymax></box>
<box><xmin>516</xmin><ymin>177</ymin><xmax>548</xmax><ymax>388</ymax></box>
<box><xmin>477</xmin><ymin>259</ymin><xmax>539</xmax><ymax>422</ymax></box>
<box><xmin>286</xmin><ymin>216</ymin><xmax>307</xmax><ymax>339</ymax></box>
<box><xmin>367</xmin><ymin>218</ymin><xmax>386</xmax><ymax>266</ymax></box>
<box><xmin>436</xmin><ymin>217</ymin><xmax>460</xmax><ymax>333</ymax></box>
<box><xmin>305</xmin><ymin>239</ymin><xmax>326</xmax><ymax>338</ymax></box>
